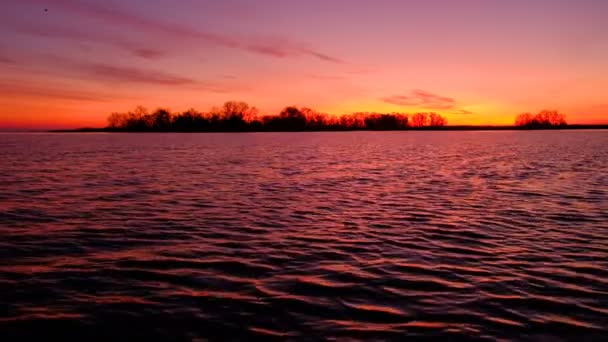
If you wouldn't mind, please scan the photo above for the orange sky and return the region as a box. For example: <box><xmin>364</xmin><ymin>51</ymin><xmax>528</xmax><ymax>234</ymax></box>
<box><xmin>1</xmin><ymin>0</ymin><xmax>607</xmax><ymax>128</ymax></box>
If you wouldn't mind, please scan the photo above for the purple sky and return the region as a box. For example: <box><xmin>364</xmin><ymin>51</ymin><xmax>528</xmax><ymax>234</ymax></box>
<box><xmin>1</xmin><ymin>0</ymin><xmax>607</xmax><ymax>127</ymax></box>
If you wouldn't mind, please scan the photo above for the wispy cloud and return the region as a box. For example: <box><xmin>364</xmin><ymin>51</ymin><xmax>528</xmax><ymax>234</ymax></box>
<box><xmin>244</xmin><ymin>44</ymin><xmax>291</xmax><ymax>58</ymax></box>
<box><xmin>0</xmin><ymin>56</ymin><xmax>16</xmax><ymax>64</ymax></box>
<box><xmin>22</xmin><ymin>53</ymin><xmax>199</xmax><ymax>86</ymax></box>
<box><xmin>243</xmin><ymin>41</ymin><xmax>344</xmax><ymax>63</ymax></box>
<box><xmin>131</xmin><ymin>49</ymin><xmax>166</xmax><ymax>60</ymax></box>
<box><xmin>70</xmin><ymin>61</ymin><xmax>240</xmax><ymax>92</ymax></box>
<box><xmin>451</xmin><ymin>109</ymin><xmax>474</xmax><ymax>115</ymax></box>
<box><xmin>383</xmin><ymin>90</ymin><xmax>456</xmax><ymax>109</ymax></box>
<box><xmin>20</xmin><ymin>0</ymin><xmax>343</xmax><ymax>63</ymax></box>
<box><xmin>304</xmin><ymin>50</ymin><xmax>345</xmax><ymax>64</ymax></box>
<box><xmin>16</xmin><ymin>24</ymin><xmax>166</xmax><ymax>60</ymax></box>
<box><xmin>0</xmin><ymin>58</ymin><xmax>236</xmax><ymax>101</ymax></box>
<box><xmin>0</xmin><ymin>80</ymin><xmax>134</xmax><ymax>102</ymax></box>
<box><xmin>3</xmin><ymin>49</ymin><xmax>241</xmax><ymax>94</ymax></box>
<box><xmin>79</xmin><ymin>63</ymin><xmax>196</xmax><ymax>86</ymax></box>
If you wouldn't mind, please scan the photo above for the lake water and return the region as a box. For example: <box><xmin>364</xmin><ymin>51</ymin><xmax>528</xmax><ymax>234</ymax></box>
<box><xmin>1</xmin><ymin>131</ymin><xmax>607</xmax><ymax>340</ymax></box>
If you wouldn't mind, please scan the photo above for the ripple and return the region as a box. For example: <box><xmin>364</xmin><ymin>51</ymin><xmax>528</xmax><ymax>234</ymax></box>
<box><xmin>1</xmin><ymin>131</ymin><xmax>607</xmax><ymax>340</ymax></box>
<box><xmin>340</xmin><ymin>300</ymin><xmax>409</xmax><ymax>317</ymax></box>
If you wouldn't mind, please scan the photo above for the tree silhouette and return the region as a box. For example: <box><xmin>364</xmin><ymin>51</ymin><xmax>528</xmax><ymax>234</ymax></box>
<box><xmin>150</xmin><ymin>109</ymin><xmax>172</xmax><ymax>131</ymax></box>
<box><xmin>429</xmin><ymin>113</ymin><xmax>447</xmax><ymax>127</ymax></box>
<box><xmin>410</xmin><ymin>113</ymin><xmax>428</xmax><ymax>127</ymax></box>
<box><xmin>515</xmin><ymin>110</ymin><xmax>567</xmax><ymax>128</ymax></box>
<box><xmin>104</xmin><ymin>101</ymin><xmax>453</xmax><ymax>132</ymax></box>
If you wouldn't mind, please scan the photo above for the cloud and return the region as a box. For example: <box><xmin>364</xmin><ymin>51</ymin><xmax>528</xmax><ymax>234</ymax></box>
<box><xmin>451</xmin><ymin>109</ymin><xmax>474</xmax><ymax>115</ymax></box>
<box><xmin>0</xmin><ymin>56</ymin><xmax>16</xmax><ymax>64</ymax></box>
<box><xmin>16</xmin><ymin>24</ymin><xmax>166</xmax><ymax>60</ymax></box>
<box><xmin>304</xmin><ymin>50</ymin><xmax>345</xmax><ymax>64</ymax></box>
<box><xmin>66</xmin><ymin>60</ymin><xmax>240</xmax><ymax>93</ymax></box>
<box><xmin>5</xmin><ymin>49</ymin><xmax>241</xmax><ymax>93</ymax></box>
<box><xmin>0</xmin><ymin>58</ymin><xmax>235</xmax><ymax>101</ymax></box>
<box><xmin>245</xmin><ymin>44</ymin><xmax>290</xmax><ymax>58</ymax></box>
<box><xmin>244</xmin><ymin>41</ymin><xmax>344</xmax><ymax>63</ymax></box>
<box><xmin>20</xmin><ymin>0</ymin><xmax>343</xmax><ymax>63</ymax></box>
<box><xmin>131</xmin><ymin>48</ymin><xmax>166</xmax><ymax>60</ymax></box>
<box><xmin>20</xmin><ymin>53</ymin><xmax>197</xmax><ymax>86</ymax></box>
<box><xmin>383</xmin><ymin>90</ymin><xmax>456</xmax><ymax>109</ymax></box>
<box><xmin>0</xmin><ymin>80</ymin><xmax>134</xmax><ymax>102</ymax></box>
<box><xmin>78</xmin><ymin>63</ymin><xmax>196</xmax><ymax>85</ymax></box>
<box><xmin>16</xmin><ymin>52</ymin><xmax>197</xmax><ymax>86</ymax></box>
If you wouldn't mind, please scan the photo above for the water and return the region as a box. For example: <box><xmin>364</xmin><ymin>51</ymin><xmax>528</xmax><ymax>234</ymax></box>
<box><xmin>1</xmin><ymin>131</ymin><xmax>607</xmax><ymax>340</ymax></box>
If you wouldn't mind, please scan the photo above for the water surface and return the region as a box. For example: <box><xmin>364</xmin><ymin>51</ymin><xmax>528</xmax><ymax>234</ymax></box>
<box><xmin>1</xmin><ymin>131</ymin><xmax>607</xmax><ymax>340</ymax></box>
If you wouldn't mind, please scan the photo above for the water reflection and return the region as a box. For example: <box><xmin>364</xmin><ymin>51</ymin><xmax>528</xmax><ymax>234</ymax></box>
<box><xmin>0</xmin><ymin>131</ymin><xmax>607</xmax><ymax>340</ymax></box>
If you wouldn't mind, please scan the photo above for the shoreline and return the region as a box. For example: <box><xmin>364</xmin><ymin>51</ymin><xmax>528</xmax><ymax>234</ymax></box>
<box><xmin>46</xmin><ymin>125</ymin><xmax>608</xmax><ymax>133</ymax></box>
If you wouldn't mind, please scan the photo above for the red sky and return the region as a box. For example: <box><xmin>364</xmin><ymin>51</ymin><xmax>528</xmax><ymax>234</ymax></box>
<box><xmin>1</xmin><ymin>0</ymin><xmax>607</xmax><ymax>128</ymax></box>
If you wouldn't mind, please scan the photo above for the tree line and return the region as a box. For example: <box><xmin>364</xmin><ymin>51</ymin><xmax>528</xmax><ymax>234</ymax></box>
<box><xmin>106</xmin><ymin>101</ymin><xmax>449</xmax><ymax>132</ymax></box>
<box><xmin>106</xmin><ymin>102</ymin><xmax>568</xmax><ymax>132</ymax></box>
<box><xmin>515</xmin><ymin>110</ymin><xmax>567</xmax><ymax>128</ymax></box>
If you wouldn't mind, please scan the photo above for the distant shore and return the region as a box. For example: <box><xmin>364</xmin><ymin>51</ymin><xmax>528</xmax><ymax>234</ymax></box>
<box><xmin>35</xmin><ymin>104</ymin><xmax>602</xmax><ymax>133</ymax></box>
<box><xmin>49</xmin><ymin>125</ymin><xmax>608</xmax><ymax>133</ymax></box>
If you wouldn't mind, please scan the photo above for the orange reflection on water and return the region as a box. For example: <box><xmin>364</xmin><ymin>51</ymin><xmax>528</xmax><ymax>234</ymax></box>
<box><xmin>341</xmin><ymin>300</ymin><xmax>407</xmax><ymax>316</ymax></box>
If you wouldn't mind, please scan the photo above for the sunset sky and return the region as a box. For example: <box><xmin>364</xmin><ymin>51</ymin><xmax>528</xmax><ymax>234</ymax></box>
<box><xmin>1</xmin><ymin>0</ymin><xmax>607</xmax><ymax>128</ymax></box>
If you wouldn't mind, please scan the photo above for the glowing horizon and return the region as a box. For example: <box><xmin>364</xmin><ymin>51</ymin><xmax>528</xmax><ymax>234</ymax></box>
<box><xmin>1</xmin><ymin>0</ymin><xmax>607</xmax><ymax>129</ymax></box>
